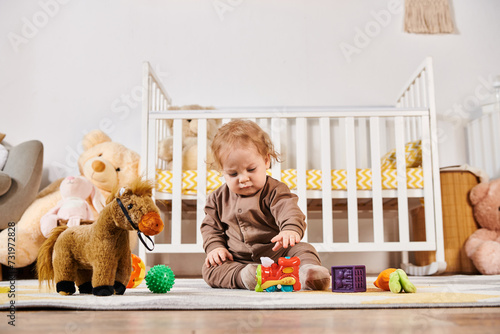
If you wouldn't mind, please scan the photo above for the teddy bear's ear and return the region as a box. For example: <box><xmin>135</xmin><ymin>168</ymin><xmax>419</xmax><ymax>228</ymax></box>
<box><xmin>82</xmin><ymin>130</ymin><xmax>112</xmax><ymax>151</ymax></box>
<box><xmin>469</xmin><ymin>182</ymin><xmax>491</xmax><ymax>205</ymax></box>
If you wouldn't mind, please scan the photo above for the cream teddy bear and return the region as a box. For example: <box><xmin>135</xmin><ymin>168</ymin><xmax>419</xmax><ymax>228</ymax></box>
<box><xmin>0</xmin><ymin>130</ymin><xmax>141</xmax><ymax>268</ymax></box>
<box><xmin>158</xmin><ymin>105</ymin><xmax>221</xmax><ymax>170</ymax></box>
<box><xmin>40</xmin><ymin>175</ymin><xmax>105</xmax><ymax>238</ymax></box>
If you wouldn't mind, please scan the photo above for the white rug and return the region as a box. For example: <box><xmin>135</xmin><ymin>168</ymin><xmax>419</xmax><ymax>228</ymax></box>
<box><xmin>1</xmin><ymin>275</ymin><xmax>500</xmax><ymax>310</ymax></box>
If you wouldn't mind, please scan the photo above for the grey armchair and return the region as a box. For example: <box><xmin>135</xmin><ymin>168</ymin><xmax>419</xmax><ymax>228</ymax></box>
<box><xmin>0</xmin><ymin>139</ymin><xmax>44</xmax><ymax>230</ymax></box>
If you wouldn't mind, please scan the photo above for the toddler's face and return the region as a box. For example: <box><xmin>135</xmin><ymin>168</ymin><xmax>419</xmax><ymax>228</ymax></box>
<box><xmin>221</xmin><ymin>144</ymin><xmax>270</xmax><ymax>197</ymax></box>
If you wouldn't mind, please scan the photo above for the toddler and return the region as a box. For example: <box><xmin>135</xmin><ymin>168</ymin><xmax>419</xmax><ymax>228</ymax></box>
<box><xmin>201</xmin><ymin>119</ymin><xmax>330</xmax><ymax>290</ymax></box>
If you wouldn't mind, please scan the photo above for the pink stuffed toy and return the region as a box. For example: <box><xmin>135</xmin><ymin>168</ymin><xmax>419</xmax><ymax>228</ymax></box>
<box><xmin>464</xmin><ymin>179</ymin><xmax>500</xmax><ymax>275</ymax></box>
<box><xmin>40</xmin><ymin>176</ymin><xmax>105</xmax><ymax>238</ymax></box>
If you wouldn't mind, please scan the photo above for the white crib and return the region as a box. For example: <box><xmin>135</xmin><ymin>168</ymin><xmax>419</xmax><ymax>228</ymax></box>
<box><xmin>140</xmin><ymin>57</ymin><xmax>446</xmax><ymax>276</ymax></box>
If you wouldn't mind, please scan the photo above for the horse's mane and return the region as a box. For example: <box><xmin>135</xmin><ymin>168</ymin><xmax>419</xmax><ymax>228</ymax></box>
<box><xmin>106</xmin><ymin>178</ymin><xmax>154</xmax><ymax>204</ymax></box>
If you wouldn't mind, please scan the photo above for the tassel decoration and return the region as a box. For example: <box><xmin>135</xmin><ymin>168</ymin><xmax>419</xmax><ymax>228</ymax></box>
<box><xmin>404</xmin><ymin>0</ymin><xmax>455</xmax><ymax>34</ymax></box>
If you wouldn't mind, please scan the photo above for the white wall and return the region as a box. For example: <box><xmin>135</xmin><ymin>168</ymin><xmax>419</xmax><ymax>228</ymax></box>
<box><xmin>2</xmin><ymin>0</ymin><xmax>500</xmax><ymax>275</ymax></box>
<box><xmin>1</xmin><ymin>0</ymin><xmax>500</xmax><ymax>187</ymax></box>
<box><xmin>0</xmin><ymin>0</ymin><xmax>500</xmax><ymax>185</ymax></box>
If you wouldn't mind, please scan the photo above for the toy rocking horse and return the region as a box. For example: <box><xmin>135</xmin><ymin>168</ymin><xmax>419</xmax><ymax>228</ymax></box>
<box><xmin>37</xmin><ymin>177</ymin><xmax>164</xmax><ymax>296</ymax></box>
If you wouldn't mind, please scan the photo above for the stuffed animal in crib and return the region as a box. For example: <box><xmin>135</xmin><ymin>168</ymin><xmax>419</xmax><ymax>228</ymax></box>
<box><xmin>158</xmin><ymin>104</ymin><xmax>221</xmax><ymax>170</ymax></box>
<box><xmin>0</xmin><ymin>129</ymin><xmax>141</xmax><ymax>268</ymax></box>
<box><xmin>37</xmin><ymin>177</ymin><xmax>164</xmax><ymax>296</ymax></box>
<box><xmin>40</xmin><ymin>175</ymin><xmax>105</xmax><ymax>238</ymax></box>
<box><xmin>464</xmin><ymin>179</ymin><xmax>500</xmax><ymax>275</ymax></box>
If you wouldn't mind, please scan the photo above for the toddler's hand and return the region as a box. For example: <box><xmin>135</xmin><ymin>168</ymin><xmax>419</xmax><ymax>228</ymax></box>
<box><xmin>205</xmin><ymin>247</ymin><xmax>234</xmax><ymax>267</ymax></box>
<box><xmin>271</xmin><ymin>231</ymin><xmax>301</xmax><ymax>251</ymax></box>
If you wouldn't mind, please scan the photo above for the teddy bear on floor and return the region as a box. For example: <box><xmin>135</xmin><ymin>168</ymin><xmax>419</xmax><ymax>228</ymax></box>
<box><xmin>158</xmin><ymin>105</ymin><xmax>221</xmax><ymax>170</ymax></box>
<box><xmin>0</xmin><ymin>129</ymin><xmax>141</xmax><ymax>268</ymax></box>
<box><xmin>464</xmin><ymin>179</ymin><xmax>500</xmax><ymax>275</ymax></box>
<box><xmin>40</xmin><ymin>175</ymin><xmax>105</xmax><ymax>238</ymax></box>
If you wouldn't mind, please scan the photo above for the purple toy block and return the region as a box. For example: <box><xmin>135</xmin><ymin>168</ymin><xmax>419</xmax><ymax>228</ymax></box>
<box><xmin>331</xmin><ymin>265</ymin><xmax>366</xmax><ymax>292</ymax></box>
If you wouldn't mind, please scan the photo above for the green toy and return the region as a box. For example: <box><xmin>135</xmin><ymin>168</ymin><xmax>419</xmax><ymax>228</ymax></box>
<box><xmin>145</xmin><ymin>265</ymin><xmax>175</xmax><ymax>293</ymax></box>
<box><xmin>389</xmin><ymin>269</ymin><xmax>416</xmax><ymax>293</ymax></box>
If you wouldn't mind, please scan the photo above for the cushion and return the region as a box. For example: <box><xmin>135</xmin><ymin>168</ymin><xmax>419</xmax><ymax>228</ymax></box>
<box><xmin>0</xmin><ymin>171</ymin><xmax>11</xmax><ymax>196</ymax></box>
<box><xmin>381</xmin><ymin>140</ymin><xmax>422</xmax><ymax>169</ymax></box>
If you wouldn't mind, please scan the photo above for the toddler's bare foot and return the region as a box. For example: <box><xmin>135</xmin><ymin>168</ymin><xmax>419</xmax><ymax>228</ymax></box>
<box><xmin>299</xmin><ymin>264</ymin><xmax>331</xmax><ymax>290</ymax></box>
<box><xmin>240</xmin><ymin>264</ymin><xmax>258</xmax><ymax>290</ymax></box>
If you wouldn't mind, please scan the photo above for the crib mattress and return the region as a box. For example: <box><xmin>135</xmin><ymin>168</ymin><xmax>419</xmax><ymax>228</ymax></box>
<box><xmin>155</xmin><ymin>168</ymin><xmax>423</xmax><ymax>195</ymax></box>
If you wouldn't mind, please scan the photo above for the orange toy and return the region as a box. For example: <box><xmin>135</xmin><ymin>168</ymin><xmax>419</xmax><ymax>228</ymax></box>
<box><xmin>373</xmin><ymin>268</ymin><xmax>396</xmax><ymax>291</ymax></box>
<box><xmin>127</xmin><ymin>254</ymin><xmax>146</xmax><ymax>288</ymax></box>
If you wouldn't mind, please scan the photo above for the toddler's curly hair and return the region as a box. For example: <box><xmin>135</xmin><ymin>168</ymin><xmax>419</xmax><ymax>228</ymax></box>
<box><xmin>210</xmin><ymin>119</ymin><xmax>280</xmax><ymax>170</ymax></box>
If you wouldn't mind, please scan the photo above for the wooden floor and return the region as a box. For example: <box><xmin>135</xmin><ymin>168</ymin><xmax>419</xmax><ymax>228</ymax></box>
<box><xmin>2</xmin><ymin>308</ymin><xmax>500</xmax><ymax>333</ymax></box>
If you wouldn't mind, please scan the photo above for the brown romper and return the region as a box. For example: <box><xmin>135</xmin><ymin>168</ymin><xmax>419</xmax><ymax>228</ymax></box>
<box><xmin>201</xmin><ymin>176</ymin><xmax>322</xmax><ymax>289</ymax></box>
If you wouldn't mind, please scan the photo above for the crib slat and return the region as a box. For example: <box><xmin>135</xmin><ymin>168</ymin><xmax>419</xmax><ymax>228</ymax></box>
<box><xmin>357</xmin><ymin>118</ymin><xmax>368</xmax><ymax>167</ymax></box>
<box><xmin>320</xmin><ymin>117</ymin><xmax>333</xmax><ymax>245</ymax></box>
<box><xmin>147</xmin><ymin>76</ymin><xmax>153</xmax><ymax>109</ymax></box>
<box><xmin>417</xmin><ymin>74</ymin><xmax>424</xmax><ymax>108</ymax></box>
<box><xmin>345</xmin><ymin>117</ymin><xmax>359</xmax><ymax>244</ymax></box>
<box><xmin>171</xmin><ymin>118</ymin><xmax>183</xmax><ymax>246</ymax></box>
<box><xmin>421</xmin><ymin>115</ymin><xmax>436</xmax><ymax>247</ymax></box>
<box><xmin>196</xmin><ymin>119</ymin><xmax>208</xmax><ymax>248</ymax></box>
<box><xmin>155</xmin><ymin>85</ymin><xmax>160</xmax><ymax>109</ymax></box>
<box><xmin>411</xmin><ymin>118</ymin><xmax>417</xmax><ymax>142</ymax></box>
<box><xmin>280</xmin><ymin>118</ymin><xmax>289</xmax><ymax>171</ymax></box>
<box><xmin>271</xmin><ymin>117</ymin><xmax>282</xmax><ymax>179</ymax></box>
<box><xmin>159</xmin><ymin>94</ymin><xmax>163</xmax><ymax>110</ymax></box>
<box><xmin>414</xmin><ymin>117</ymin><xmax>420</xmax><ymax>142</ymax></box>
<box><xmin>296</xmin><ymin>117</ymin><xmax>308</xmax><ymax>241</ymax></box>
<box><xmin>414</xmin><ymin>75</ymin><xmax>421</xmax><ymax>108</ymax></box>
<box><xmin>147</xmin><ymin>120</ymin><xmax>157</xmax><ymax>178</ymax></box>
<box><xmin>150</xmin><ymin>81</ymin><xmax>156</xmax><ymax>110</ymax></box>
<box><xmin>425</xmin><ymin>58</ymin><xmax>447</xmax><ymax>271</ymax></box>
<box><xmin>421</xmin><ymin>70</ymin><xmax>428</xmax><ymax>108</ymax></box>
<box><xmin>409</xmin><ymin>84</ymin><xmax>415</xmax><ymax>107</ymax></box>
<box><xmin>394</xmin><ymin>116</ymin><xmax>409</xmax><ymax>243</ymax></box>
<box><xmin>477</xmin><ymin>111</ymin><xmax>498</xmax><ymax>177</ymax></box>
<box><xmin>156</xmin><ymin>121</ymin><xmax>163</xmax><ymax>170</ymax></box>
<box><xmin>153</xmin><ymin>85</ymin><xmax>158</xmax><ymax>110</ymax></box>
<box><xmin>405</xmin><ymin>119</ymin><xmax>411</xmax><ymax>143</ymax></box>
<box><xmin>369</xmin><ymin>117</ymin><xmax>384</xmax><ymax>244</ymax></box>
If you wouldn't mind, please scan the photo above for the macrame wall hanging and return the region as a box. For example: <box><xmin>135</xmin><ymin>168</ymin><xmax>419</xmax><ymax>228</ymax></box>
<box><xmin>404</xmin><ymin>0</ymin><xmax>455</xmax><ymax>34</ymax></box>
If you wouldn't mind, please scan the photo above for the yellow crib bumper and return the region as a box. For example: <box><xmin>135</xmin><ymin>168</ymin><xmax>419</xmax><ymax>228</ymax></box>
<box><xmin>155</xmin><ymin>168</ymin><xmax>423</xmax><ymax>195</ymax></box>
